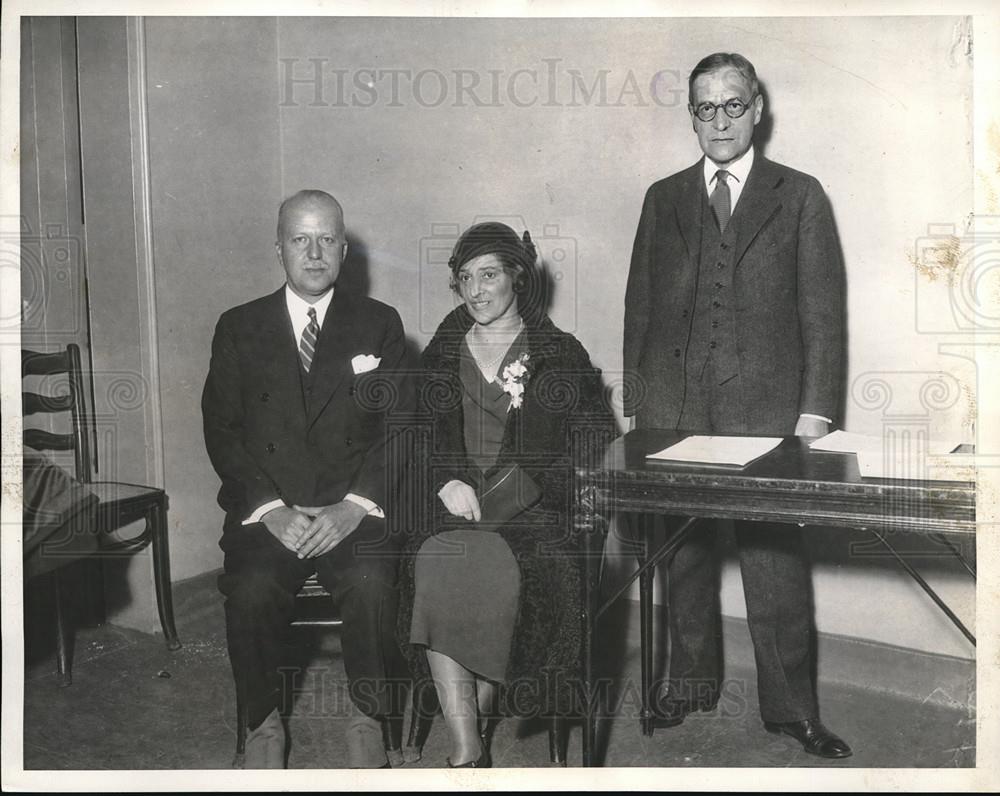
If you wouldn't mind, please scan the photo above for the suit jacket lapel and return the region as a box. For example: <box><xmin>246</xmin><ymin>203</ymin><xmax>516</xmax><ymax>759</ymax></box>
<box><xmin>733</xmin><ymin>156</ymin><xmax>784</xmax><ymax>268</ymax></box>
<box><xmin>252</xmin><ymin>289</ymin><xmax>309</xmax><ymax>424</ymax></box>
<box><xmin>674</xmin><ymin>159</ymin><xmax>705</xmax><ymax>262</ymax></box>
<box><xmin>305</xmin><ymin>288</ymin><xmax>357</xmax><ymax>428</ymax></box>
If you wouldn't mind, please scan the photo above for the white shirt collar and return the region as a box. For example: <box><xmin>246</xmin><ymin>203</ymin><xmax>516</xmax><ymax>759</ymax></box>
<box><xmin>285</xmin><ymin>285</ymin><xmax>334</xmax><ymax>340</ymax></box>
<box><xmin>702</xmin><ymin>145</ymin><xmax>755</xmax><ymax>210</ymax></box>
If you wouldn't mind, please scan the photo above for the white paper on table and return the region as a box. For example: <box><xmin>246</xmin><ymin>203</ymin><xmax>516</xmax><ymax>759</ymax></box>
<box><xmin>856</xmin><ymin>449</ymin><xmax>976</xmax><ymax>482</ymax></box>
<box><xmin>646</xmin><ymin>435</ymin><xmax>783</xmax><ymax>467</ymax></box>
<box><xmin>810</xmin><ymin>429</ymin><xmax>960</xmax><ymax>456</ymax></box>
<box><xmin>808</xmin><ymin>430</ymin><xmax>883</xmax><ymax>453</ymax></box>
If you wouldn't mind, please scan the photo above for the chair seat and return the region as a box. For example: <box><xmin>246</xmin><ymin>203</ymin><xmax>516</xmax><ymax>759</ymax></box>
<box><xmin>88</xmin><ymin>481</ymin><xmax>165</xmax><ymax>505</ymax></box>
<box><xmin>89</xmin><ymin>483</ymin><xmax>166</xmax><ymax>552</ymax></box>
<box><xmin>23</xmin><ymin>343</ymin><xmax>181</xmax><ymax>683</ymax></box>
<box><xmin>290</xmin><ymin>575</ymin><xmax>343</xmax><ymax>627</ymax></box>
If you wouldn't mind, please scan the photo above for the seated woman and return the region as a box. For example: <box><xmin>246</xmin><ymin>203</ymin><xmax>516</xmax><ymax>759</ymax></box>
<box><xmin>397</xmin><ymin>222</ymin><xmax>615</xmax><ymax>767</ymax></box>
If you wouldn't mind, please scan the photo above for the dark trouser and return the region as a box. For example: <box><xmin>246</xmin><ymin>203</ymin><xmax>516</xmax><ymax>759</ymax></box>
<box><xmin>218</xmin><ymin>515</ymin><xmax>404</xmax><ymax>731</ymax></box>
<box><xmin>665</xmin><ymin>356</ymin><xmax>818</xmax><ymax>723</ymax></box>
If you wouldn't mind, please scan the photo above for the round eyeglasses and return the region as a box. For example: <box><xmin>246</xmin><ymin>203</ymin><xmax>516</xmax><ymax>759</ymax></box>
<box><xmin>691</xmin><ymin>94</ymin><xmax>758</xmax><ymax>122</ymax></box>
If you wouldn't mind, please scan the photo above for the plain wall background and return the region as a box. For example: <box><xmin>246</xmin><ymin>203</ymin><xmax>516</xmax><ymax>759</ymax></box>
<box><xmin>137</xmin><ymin>15</ymin><xmax>975</xmax><ymax>657</ymax></box>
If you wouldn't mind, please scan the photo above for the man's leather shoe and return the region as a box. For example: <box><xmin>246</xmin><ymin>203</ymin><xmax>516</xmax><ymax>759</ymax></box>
<box><xmin>652</xmin><ymin>690</ymin><xmax>719</xmax><ymax>728</ymax></box>
<box><xmin>347</xmin><ymin>714</ymin><xmax>390</xmax><ymax>768</ymax></box>
<box><xmin>764</xmin><ymin>718</ymin><xmax>853</xmax><ymax>759</ymax></box>
<box><xmin>242</xmin><ymin>708</ymin><xmax>286</xmax><ymax>769</ymax></box>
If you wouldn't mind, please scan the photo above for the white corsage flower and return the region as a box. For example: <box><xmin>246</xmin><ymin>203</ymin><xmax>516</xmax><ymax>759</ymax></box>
<box><xmin>497</xmin><ymin>353</ymin><xmax>531</xmax><ymax>410</ymax></box>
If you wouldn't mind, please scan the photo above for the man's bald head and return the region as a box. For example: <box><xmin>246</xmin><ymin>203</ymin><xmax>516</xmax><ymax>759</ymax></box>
<box><xmin>276</xmin><ymin>189</ymin><xmax>345</xmax><ymax>240</ymax></box>
<box><xmin>274</xmin><ymin>189</ymin><xmax>348</xmax><ymax>302</ymax></box>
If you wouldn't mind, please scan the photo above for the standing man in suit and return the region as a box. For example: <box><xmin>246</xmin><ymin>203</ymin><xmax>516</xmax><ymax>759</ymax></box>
<box><xmin>203</xmin><ymin>189</ymin><xmax>412</xmax><ymax>768</ymax></box>
<box><xmin>623</xmin><ymin>53</ymin><xmax>851</xmax><ymax>758</ymax></box>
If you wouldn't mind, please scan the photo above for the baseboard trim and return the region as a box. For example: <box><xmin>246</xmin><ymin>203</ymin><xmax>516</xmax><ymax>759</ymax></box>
<box><xmin>721</xmin><ymin>615</ymin><xmax>975</xmax><ymax>711</ymax></box>
<box><xmin>614</xmin><ymin>600</ymin><xmax>974</xmax><ymax>711</ymax></box>
<box><xmin>166</xmin><ymin>571</ymin><xmax>975</xmax><ymax>710</ymax></box>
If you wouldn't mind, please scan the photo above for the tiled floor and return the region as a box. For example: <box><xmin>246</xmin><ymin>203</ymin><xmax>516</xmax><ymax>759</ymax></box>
<box><xmin>21</xmin><ymin>571</ymin><xmax>975</xmax><ymax>770</ymax></box>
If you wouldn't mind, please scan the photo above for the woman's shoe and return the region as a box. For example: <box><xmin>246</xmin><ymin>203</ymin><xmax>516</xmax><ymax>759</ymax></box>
<box><xmin>446</xmin><ymin>745</ymin><xmax>492</xmax><ymax>768</ymax></box>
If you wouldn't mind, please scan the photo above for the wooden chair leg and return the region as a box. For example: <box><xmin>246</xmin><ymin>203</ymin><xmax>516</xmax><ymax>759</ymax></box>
<box><xmin>83</xmin><ymin>557</ymin><xmax>107</xmax><ymax>628</ymax></box>
<box><xmin>548</xmin><ymin>716</ymin><xmax>568</xmax><ymax>766</ymax></box>
<box><xmin>233</xmin><ymin>692</ymin><xmax>248</xmax><ymax>768</ymax></box>
<box><xmin>149</xmin><ymin>499</ymin><xmax>181</xmax><ymax>650</ymax></box>
<box><xmin>403</xmin><ymin>679</ymin><xmax>437</xmax><ymax>763</ymax></box>
<box><xmin>53</xmin><ymin>567</ymin><xmax>74</xmax><ymax>687</ymax></box>
<box><xmin>384</xmin><ymin>714</ymin><xmax>403</xmax><ymax>751</ymax></box>
<box><xmin>383</xmin><ymin>713</ymin><xmax>405</xmax><ymax>768</ymax></box>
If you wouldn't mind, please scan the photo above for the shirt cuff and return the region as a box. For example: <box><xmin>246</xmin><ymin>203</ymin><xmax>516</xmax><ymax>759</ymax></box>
<box><xmin>243</xmin><ymin>498</ymin><xmax>286</xmax><ymax>525</ymax></box>
<box><xmin>799</xmin><ymin>413</ymin><xmax>832</xmax><ymax>424</ymax></box>
<box><xmin>344</xmin><ymin>493</ymin><xmax>385</xmax><ymax>519</ymax></box>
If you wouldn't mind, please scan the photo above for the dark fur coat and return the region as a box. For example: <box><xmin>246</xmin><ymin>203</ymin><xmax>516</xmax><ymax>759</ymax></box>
<box><xmin>396</xmin><ymin>306</ymin><xmax>616</xmax><ymax>718</ymax></box>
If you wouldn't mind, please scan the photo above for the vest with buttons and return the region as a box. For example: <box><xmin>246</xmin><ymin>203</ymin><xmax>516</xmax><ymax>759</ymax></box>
<box><xmin>686</xmin><ymin>187</ymin><xmax>740</xmax><ymax>385</ymax></box>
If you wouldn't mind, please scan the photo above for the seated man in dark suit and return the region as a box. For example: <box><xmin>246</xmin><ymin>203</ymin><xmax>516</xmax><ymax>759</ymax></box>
<box><xmin>624</xmin><ymin>53</ymin><xmax>851</xmax><ymax>759</ymax></box>
<box><xmin>202</xmin><ymin>189</ymin><xmax>413</xmax><ymax>768</ymax></box>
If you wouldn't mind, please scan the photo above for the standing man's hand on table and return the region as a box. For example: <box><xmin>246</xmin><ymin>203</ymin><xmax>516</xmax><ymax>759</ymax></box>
<box><xmin>794</xmin><ymin>415</ymin><xmax>830</xmax><ymax>438</ymax></box>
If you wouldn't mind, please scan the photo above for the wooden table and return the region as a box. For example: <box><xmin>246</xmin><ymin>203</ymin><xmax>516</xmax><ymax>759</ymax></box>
<box><xmin>573</xmin><ymin>429</ymin><xmax>976</xmax><ymax>767</ymax></box>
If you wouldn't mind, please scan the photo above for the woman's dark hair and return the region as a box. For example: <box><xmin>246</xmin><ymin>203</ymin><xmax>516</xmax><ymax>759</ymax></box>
<box><xmin>448</xmin><ymin>221</ymin><xmax>545</xmax><ymax>323</ymax></box>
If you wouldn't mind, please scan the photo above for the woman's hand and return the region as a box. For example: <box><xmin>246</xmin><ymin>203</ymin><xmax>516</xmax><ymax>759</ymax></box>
<box><xmin>437</xmin><ymin>479</ymin><xmax>481</xmax><ymax>521</ymax></box>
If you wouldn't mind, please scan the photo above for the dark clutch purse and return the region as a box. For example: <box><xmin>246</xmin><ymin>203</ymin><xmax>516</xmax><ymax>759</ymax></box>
<box><xmin>477</xmin><ymin>464</ymin><xmax>543</xmax><ymax>526</ymax></box>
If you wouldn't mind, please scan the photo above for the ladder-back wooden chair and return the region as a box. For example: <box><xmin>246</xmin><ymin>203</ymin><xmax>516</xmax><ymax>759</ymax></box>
<box><xmin>22</xmin><ymin>344</ymin><xmax>181</xmax><ymax>685</ymax></box>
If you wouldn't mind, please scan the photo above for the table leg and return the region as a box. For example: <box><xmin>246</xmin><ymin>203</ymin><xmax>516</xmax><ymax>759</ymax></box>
<box><xmin>579</xmin><ymin>484</ymin><xmax>603</xmax><ymax>767</ymax></box>
<box><xmin>638</xmin><ymin>514</ymin><xmax>655</xmax><ymax>737</ymax></box>
<box><xmin>871</xmin><ymin>529</ymin><xmax>976</xmax><ymax>646</ymax></box>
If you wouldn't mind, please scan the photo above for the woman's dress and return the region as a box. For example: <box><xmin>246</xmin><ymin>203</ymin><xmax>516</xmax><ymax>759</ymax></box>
<box><xmin>408</xmin><ymin>333</ymin><xmax>527</xmax><ymax>681</ymax></box>
<box><xmin>397</xmin><ymin>307</ymin><xmax>616</xmax><ymax>719</ymax></box>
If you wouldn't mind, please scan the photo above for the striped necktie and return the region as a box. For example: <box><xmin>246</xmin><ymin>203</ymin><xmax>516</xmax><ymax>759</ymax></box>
<box><xmin>710</xmin><ymin>169</ymin><xmax>732</xmax><ymax>233</ymax></box>
<box><xmin>299</xmin><ymin>306</ymin><xmax>319</xmax><ymax>373</ymax></box>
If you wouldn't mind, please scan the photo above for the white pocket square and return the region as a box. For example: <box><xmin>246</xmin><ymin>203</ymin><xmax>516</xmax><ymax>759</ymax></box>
<box><xmin>351</xmin><ymin>354</ymin><xmax>381</xmax><ymax>374</ymax></box>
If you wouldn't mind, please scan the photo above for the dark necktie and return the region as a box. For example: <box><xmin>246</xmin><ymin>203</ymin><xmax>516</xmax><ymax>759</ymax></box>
<box><xmin>299</xmin><ymin>306</ymin><xmax>319</xmax><ymax>373</ymax></box>
<box><xmin>710</xmin><ymin>169</ymin><xmax>732</xmax><ymax>233</ymax></box>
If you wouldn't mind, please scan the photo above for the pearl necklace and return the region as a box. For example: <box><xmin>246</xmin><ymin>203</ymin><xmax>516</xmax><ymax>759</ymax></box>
<box><xmin>468</xmin><ymin>318</ymin><xmax>524</xmax><ymax>376</ymax></box>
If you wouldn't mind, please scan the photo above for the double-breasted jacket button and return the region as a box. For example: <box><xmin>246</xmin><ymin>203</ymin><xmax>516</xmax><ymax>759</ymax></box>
<box><xmin>266</xmin><ymin>442</ymin><xmax>276</xmax><ymax>453</ymax></box>
<box><xmin>260</xmin><ymin>392</ymin><xmax>270</xmax><ymax>402</ymax></box>
<box><xmin>345</xmin><ymin>437</ymin><xmax>353</xmax><ymax>446</ymax></box>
